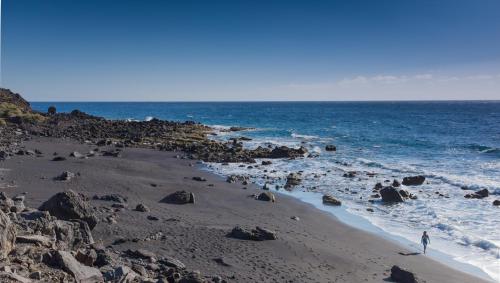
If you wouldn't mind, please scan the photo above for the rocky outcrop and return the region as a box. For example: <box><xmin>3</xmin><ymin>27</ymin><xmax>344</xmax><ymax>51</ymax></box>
<box><xmin>380</xmin><ymin>186</ymin><xmax>404</xmax><ymax>203</ymax></box>
<box><xmin>390</xmin><ymin>265</ymin><xmax>417</xmax><ymax>283</ymax></box>
<box><xmin>402</xmin><ymin>176</ymin><xmax>425</xmax><ymax>186</ymax></box>
<box><xmin>0</xmin><ymin>88</ymin><xmax>31</xmax><ymax>111</ymax></box>
<box><xmin>161</xmin><ymin>191</ymin><xmax>195</xmax><ymax>204</ymax></box>
<box><xmin>0</xmin><ymin>210</ymin><xmax>16</xmax><ymax>259</ymax></box>
<box><xmin>39</xmin><ymin>190</ymin><xmax>98</xmax><ymax>230</ymax></box>
<box><xmin>228</xmin><ymin>226</ymin><xmax>277</xmax><ymax>241</ymax></box>
<box><xmin>322</xmin><ymin>195</ymin><xmax>341</xmax><ymax>206</ymax></box>
<box><xmin>0</xmin><ymin>187</ymin><xmax>211</xmax><ymax>282</ymax></box>
<box><xmin>465</xmin><ymin>189</ymin><xmax>490</xmax><ymax>199</ymax></box>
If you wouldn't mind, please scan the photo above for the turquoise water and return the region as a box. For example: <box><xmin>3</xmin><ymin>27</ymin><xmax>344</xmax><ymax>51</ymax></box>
<box><xmin>32</xmin><ymin>101</ymin><xmax>500</xmax><ymax>280</ymax></box>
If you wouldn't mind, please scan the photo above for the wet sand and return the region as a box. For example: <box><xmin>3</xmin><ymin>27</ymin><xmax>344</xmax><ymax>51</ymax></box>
<box><xmin>0</xmin><ymin>137</ymin><xmax>491</xmax><ymax>282</ymax></box>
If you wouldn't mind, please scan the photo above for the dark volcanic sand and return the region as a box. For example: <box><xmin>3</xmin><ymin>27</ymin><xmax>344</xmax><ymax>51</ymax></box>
<box><xmin>0</xmin><ymin>138</ymin><xmax>490</xmax><ymax>282</ymax></box>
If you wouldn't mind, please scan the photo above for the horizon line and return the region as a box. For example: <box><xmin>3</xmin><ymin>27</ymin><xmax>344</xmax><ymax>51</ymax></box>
<box><xmin>29</xmin><ymin>99</ymin><xmax>500</xmax><ymax>103</ymax></box>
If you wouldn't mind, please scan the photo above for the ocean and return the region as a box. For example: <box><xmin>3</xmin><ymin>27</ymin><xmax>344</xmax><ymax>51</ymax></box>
<box><xmin>31</xmin><ymin>101</ymin><xmax>500</xmax><ymax>280</ymax></box>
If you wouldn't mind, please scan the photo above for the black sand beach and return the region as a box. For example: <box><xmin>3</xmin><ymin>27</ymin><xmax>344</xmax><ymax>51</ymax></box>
<box><xmin>0</xmin><ymin>137</ymin><xmax>490</xmax><ymax>282</ymax></box>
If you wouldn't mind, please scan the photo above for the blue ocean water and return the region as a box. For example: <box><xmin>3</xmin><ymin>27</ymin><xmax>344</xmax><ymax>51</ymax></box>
<box><xmin>32</xmin><ymin>101</ymin><xmax>500</xmax><ymax>280</ymax></box>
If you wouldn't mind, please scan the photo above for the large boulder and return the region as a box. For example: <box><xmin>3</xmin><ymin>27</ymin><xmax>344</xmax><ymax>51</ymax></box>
<box><xmin>380</xmin><ymin>186</ymin><xmax>404</xmax><ymax>203</ymax></box>
<box><xmin>53</xmin><ymin>220</ymin><xmax>95</xmax><ymax>250</ymax></box>
<box><xmin>161</xmin><ymin>191</ymin><xmax>195</xmax><ymax>204</ymax></box>
<box><xmin>39</xmin><ymin>190</ymin><xmax>98</xmax><ymax>230</ymax></box>
<box><xmin>390</xmin><ymin>265</ymin><xmax>417</xmax><ymax>283</ymax></box>
<box><xmin>228</xmin><ymin>226</ymin><xmax>277</xmax><ymax>241</ymax></box>
<box><xmin>0</xmin><ymin>210</ymin><xmax>16</xmax><ymax>259</ymax></box>
<box><xmin>402</xmin><ymin>176</ymin><xmax>425</xmax><ymax>186</ymax></box>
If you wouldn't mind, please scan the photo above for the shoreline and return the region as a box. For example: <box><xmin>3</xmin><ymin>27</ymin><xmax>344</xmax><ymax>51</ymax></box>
<box><xmin>201</xmin><ymin>164</ymin><xmax>495</xmax><ymax>282</ymax></box>
<box><xmin>1</xmin><ymin>137</ymin><xmax>492</xmax><ymax>282</ymax></box>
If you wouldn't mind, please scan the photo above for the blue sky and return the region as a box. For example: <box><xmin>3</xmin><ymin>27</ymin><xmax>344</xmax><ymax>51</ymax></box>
<box><xmin>1</xmin><ymin>0</ymin><xmax>500</xmax><ymax>101</ymax></box>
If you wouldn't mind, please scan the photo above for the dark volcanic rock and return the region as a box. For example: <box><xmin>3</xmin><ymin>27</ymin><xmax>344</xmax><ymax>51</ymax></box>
<box><xmin>390</xmin><ymin>265</ymin><xmax>417</xmax><ymax>283</ymax></box>
<box><xmin>402</xmin><ymin>176</ymin><xmax>425</xmax><ymax>186</ymax></box>
<box><xmin>380</xmin><ymin>186</ymin><xmax>404</xmax><ymax>203</ymax></box>
<box><xmin>228</xmin><ymin>226</ymin><xmax>277</xmax><ymax>241</ymax></box>
<box><xmin>399</xmin><ymin>190</ymin><xmax>410</xmax><ymax>198</ymax></box>
<box><xmin>256</xmin><ymin>192</ymin><xmax>275</xmax><ymax>202</ymax></box>
<box><xmin>47</xmin><ymin>106</ymin><xmax>57</xmax><ymax>115</ymax></box>
<box><xmin>325</xmin><ymin>145</ymin><xmax>337</xmax><ymax>151</ymax></box>
<box><xmin>322</xmin><ymin>195</ymin><xmax>341</xmax><ymax>206</ymax></box>
<box><xmin>52</xmin><ymin>156</ymin><xmax>67</xmax><ymax>161</ymax></box>
<box><xmin>493</xmin><ymin>200</ymin><xmax>500</xmax><ymax>206</ymax></box>
<box><xmin>465</xmin><ymin>189</ymin><xmax>490</xmax><ymax>199</ymax></box>
<box><xmin>39</xmin><ymin>190</ymin><xmax>98</xmax><ymax>230</ymax></box>
<box><xmin>161</xmin><ymin>191</ymin><xmax>195</xmax><ymax>204</ymax></box>
<box><xmin>135</xmin><ymin>203</ymin><xmax>150</xmax><ymax>212</ymax></box>
<box><xmin>476</xmin><ymin>189</ymin><xmax>489</xmax><ymax>198</ymax></box>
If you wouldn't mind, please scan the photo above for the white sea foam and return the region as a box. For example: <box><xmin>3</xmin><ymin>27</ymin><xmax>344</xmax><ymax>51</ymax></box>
<box><xmin>202</xmin><ymin>131</ymin><xmax>500</xmax><ymax>282</ymax></box>
<box><xmin>291</xmin><ymin>132</ymin><xmax>320</xmax><ymax>140</ymax></box>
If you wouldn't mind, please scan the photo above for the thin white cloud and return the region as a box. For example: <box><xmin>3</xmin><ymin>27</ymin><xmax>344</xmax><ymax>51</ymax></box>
<box><xmin>284</xmin><ymin>72</ymin><xmax>500</xmax><ymax>90</ymax></box>
<box><xmin>465</xmin><ymin>74</ymin><xmax>494</xmax><ymax>80</ymax></box>
<box><xmin>414</xmin><ymin>74</ymin><xmax>433</xmax><ymax>80</ymax></box>
<box><xmin>277</xmin><ymin>72</ymin><xmax>500</xmax><ymax>100</ymax></box>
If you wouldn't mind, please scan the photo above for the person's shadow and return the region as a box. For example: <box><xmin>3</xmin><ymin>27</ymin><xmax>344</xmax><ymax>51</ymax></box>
<box><xmin>398</xmin><ymin>252</ymin><xmax>420</xmax><ymax>256</ymax></box>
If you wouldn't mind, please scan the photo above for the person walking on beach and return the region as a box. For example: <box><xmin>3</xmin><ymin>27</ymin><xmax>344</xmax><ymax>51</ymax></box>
<box><xmin>421</xmin><ymin>231</ymin><xmax>430</xmax><ymax>254</ymax></box>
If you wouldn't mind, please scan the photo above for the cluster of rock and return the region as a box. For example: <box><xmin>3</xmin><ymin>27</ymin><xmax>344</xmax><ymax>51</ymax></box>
<box><xmin>464</xmin><ymin>188</ymin><xmax>489</xmax><ymax>199</ymax></box>
<box><xmin>0</xmin><ymin>190</ymin><xmax>215</xmax><ymax>282</ymax></box>
<box><xmin>369</xmin><ymin>178</ymin><xmax>420</xmax><ymax>203</ymax></box>
<box><xmin>1</xmin><ymin>89</ymin><xmax>312</xmax><ymax>166</ymax></box>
